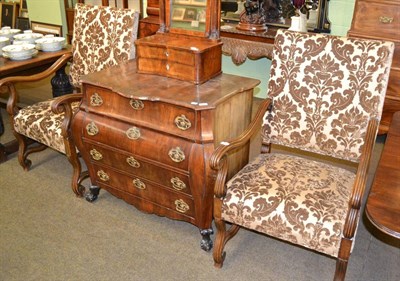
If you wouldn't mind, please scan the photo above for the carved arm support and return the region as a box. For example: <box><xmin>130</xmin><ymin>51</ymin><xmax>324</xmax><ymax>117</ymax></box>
<box><xmin>341</xmin><ymin>118</ymin><xmax>379</xmax><ymax>245</ymax></box>
<box><xmin>0</xmin><ymin>53</ymin><xmax>73</xmax><ymax>118</ymax></box>
<box><xmin>210</xmin><ymin>98</ymin><xmax>272</xmax><ymax>198</ymax></box>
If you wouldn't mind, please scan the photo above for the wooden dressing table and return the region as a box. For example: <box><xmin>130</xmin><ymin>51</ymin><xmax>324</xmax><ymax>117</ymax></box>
<box><xmin>71</xmin><ymin>60</ymin><xmax>260</xmax><ymax>250</ymax></box>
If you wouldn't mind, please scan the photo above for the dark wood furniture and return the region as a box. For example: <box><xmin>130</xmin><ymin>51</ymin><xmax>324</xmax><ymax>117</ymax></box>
<box><xmin>0</xmin><ymin>47</ymin><xmax>72</xmax><ymax>163</ymax></box>
<box><xmin>348</xmin><ymin>0</ymin><xmax>400</xmax><ymax>134</ymax></box>
<box><xmin>366</xmin><ymin>111</ymin><xmax>400</xmax><ymax>239</ymax></box>
<box><xmin>71</xmin><ymin>60</ymin><xmax>259</xmax><ymax>250</ymax></box>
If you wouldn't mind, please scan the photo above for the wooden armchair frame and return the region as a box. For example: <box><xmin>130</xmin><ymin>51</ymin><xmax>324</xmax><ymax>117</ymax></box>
<box><xmin>209</xmin><ymin>30</ymin><xmax>394</xmax><ymax>281</ymax></box>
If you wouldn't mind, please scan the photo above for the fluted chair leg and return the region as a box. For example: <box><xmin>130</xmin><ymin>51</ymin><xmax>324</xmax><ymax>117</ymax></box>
<box><xmin>334</xmin><ymin>258</ymin><xmax>348</xmax><ymax>281</ymax></box>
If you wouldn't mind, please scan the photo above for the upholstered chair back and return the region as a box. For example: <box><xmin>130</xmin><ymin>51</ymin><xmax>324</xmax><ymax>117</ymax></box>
<box><xmin>69</xmin><ymin>3</ymin><xmax>139</xmax><ymax>88</ymax></box>
<box><xmin>263</xmin><ymin>30</ymin><xmax>394</xmax><ymax>163</ymax></box>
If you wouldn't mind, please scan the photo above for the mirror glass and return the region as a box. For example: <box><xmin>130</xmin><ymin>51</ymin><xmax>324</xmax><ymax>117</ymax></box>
<box><xmin>170</xmin><ymin>0</ymin><xmax>207</xmax><ymax>32</ymax></box>
<box><xmin>221</xmin><ymin>0</ymin><xmax>330</xmax><ymax>33</ymax></box>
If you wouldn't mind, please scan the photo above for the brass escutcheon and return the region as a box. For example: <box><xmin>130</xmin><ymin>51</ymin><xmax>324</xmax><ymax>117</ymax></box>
<box><xmin>97</xmin><ymin>170</ymin><xmax>109</xmax><ymax>182</ymax></box>
<box><xmin>126</xmin><ymin>156</ymin><xmax>140</xmax><ymax>168</ymax></box>
<box><xmin>86</xmin><ymin>122</ymin><xmax>99</xmax><ymax>136</ymax></box>
<box><xmin>133</xmin><ymin>178</ymin><xmax>146</xmax><ymax>190</ymax></box>
<box><xmin>171</xmin><ymin>177</ymin><xmax>186</xmax><ymax>191</ymax></box>
<box><xmin>174</xmin><ymin>115</ymin><xmax>191</xmax><ymax>131</ymax></box>
<box><xmin>126</xmin><ymin>127</ymin><xmax>141</xmax><ymax>140</ymax></box>
<box><xmin>175</xmin><ymin>199</ymin><xmax>189</xmax><ymax>213</ymax></box>
<box><xmin>379</xmin><ymin>16</ymin><xmax>393</xmax><ymax>23</ymax></box>
<box><xmin>90</xmin><ymin>148</ymin><xmax>103</xmax><ymax>161</ymax></box>
<box><xmin>90</xmin><ymin>93</ymin><xmax>103</xmax><ymax>106</ymax></box>
<box><xmin>130</xmin><ymin>99</ymin><xmax>144</xmax><ymax>110</ymax></box>
<box><xmin>168</xmin><ymin>147</ymin><xmax>185</xmax><ymax>162</ymax></box>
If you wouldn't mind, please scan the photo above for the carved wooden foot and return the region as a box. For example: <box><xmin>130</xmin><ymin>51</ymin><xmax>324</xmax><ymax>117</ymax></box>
<box><xmin>85</xmin><ymin>185</ymin><xmax>100</xmax><ymax>202</ymax></box>
<box><xmin>200</xmin><ymin>228</ymin><xmax>213</xmax><ymax>251</ymax></box>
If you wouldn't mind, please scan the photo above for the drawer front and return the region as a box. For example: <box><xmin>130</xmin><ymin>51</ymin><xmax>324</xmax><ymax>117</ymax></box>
<box><xmin>351</xmin><ymin>2</ymin><xmax>400</xmax><ymax>38</ymax></box>
<box><xmin>85</xmin><ymin>85</ymin><xmax>197</xmax><ymax>139</ymax></box>
<box><xmin>92</xmin><ymin>164</ymin><xmax>195</xmax><ymax>218</ymax></box>
<box><xmin>82</xmin><ymin>114</ymin><xmax>192</xmax><ymax>170</ymax></box>
<box><xmin>136</xmin><ymin>44</ymin><xmax>196</xmax><ymax>66</ymax></box>
<box><xmin>85</xmin><ymin>142</ymin><xmax>192</xmax><ymax>195</ymax></box>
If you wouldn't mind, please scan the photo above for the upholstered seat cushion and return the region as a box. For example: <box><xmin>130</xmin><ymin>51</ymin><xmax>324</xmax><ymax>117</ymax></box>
<box><xmin>221</xmin><ymin>152</ymin><xmax>355</xmax><ymax>257</ymax></box>
<box><xmin>13</xmin><ymin>99</ymin><xmax>80</xmax><ymax>154</ymax></box>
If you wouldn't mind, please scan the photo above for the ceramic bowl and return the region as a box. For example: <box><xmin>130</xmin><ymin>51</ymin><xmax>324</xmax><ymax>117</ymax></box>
<box><xmin>35</xmin><ymin>37</ymin><xmax>66</xmax><ymax>52</ymax></box>
<box><xmin>2</xmin><ymin>43</ymin><xmax>38</xmax><ymax>60</ymax></box>
<box><xmin>0</xmin><ymin>27</ymin><xmax>21</xmax><ymax>40</ymax></box>
<box><xmin>13</xmin><ymin>30</ymin><xmax>44</xmax><ymax>44</ymax></box>
<box><xmin>0</xmin><ymin>37</ymin><xmax>10</xmax><ymax>55</ymax></box>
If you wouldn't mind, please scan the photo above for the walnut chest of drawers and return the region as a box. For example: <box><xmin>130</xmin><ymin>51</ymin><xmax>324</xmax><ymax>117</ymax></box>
<box><xmin>348</xmin><ymin>0</ymin><xmax>400</xmax><ymax>134</ymax></box>
<box><xmin>71</xmin><ymin>60</ymin><xmax>259</xmax><ymax>250</ymax></box>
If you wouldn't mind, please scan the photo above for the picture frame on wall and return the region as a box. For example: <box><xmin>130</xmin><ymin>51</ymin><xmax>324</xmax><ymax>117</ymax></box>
<box><xmin>30</xmin><ymin>21</ymin><xmax>63</xmax><ymax>37</ymax></box>
<box><xmin>0</xmin><ymin>2</ymin><xmax>18</xmax><ymax>28</ymax></box>
<box><xmin>16</xmin><ymin>16</ymin><xmax>29</xmax><ymax>31</ymax></box>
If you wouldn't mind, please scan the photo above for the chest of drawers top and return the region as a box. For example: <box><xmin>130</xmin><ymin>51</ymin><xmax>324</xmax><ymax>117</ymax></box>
<box><xmin>80</xmin><ymin>60</ymin><xmax>260</xmax><ymax>110</ymax></box>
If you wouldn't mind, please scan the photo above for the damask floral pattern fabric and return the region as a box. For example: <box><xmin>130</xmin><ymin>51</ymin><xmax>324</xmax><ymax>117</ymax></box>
<box><xmin>221</xmin><ymin>30</ymin><xmax>394</xmax><ymax>259</ymax></box>
<box><xmin>263</xmin><ymin>30</ymin><xmax>394</xmax><ymax>163</ymax></box>
<box><xmin>14</xmin><ymin>100</ymin><xmax>80</xmax><ymax>154</ymax></box>
<box><xmin>222</xmin><ymin>152</ymin><xmax>355</xmax><ymax>257</ymax></box>
<box><xmin>69</xmin><ymin>3</ymin><xmax>139</xmax><ymax>87</ymax></box>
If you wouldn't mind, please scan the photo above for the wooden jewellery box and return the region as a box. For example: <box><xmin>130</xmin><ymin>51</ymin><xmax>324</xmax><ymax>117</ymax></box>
<box><xmin>135</xmin><ymin>0</ymin><xmax>222</xmax><ymax>84</ymax></box>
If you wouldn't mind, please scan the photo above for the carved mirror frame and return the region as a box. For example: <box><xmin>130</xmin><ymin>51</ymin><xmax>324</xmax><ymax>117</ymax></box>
<box><xmin>221</xmin><ymin>0</ymin><xmax>331</xmax><ymax>33</ymax></box>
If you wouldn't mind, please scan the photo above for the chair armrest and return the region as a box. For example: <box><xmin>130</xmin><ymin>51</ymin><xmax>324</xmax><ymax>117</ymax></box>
<box><xmin>210</xmin><ymin>98</ymin><xmax>272</xmax><ymax>171</ymax></box>
<box><xmin>342</xmin><ymin>118</ymin><xmax>379</xmax><ymax>239</ymax></box>
<box><xmin>50</xmin><ymin>93</ymin><xmax>82</xmax><ymax>139</ymax></box>
<box><xmin>0</xmin><ymin>53</ymin><xmax>72</xmax><ymax>86</ymax></box>
<box><xmin>210</xmin><ymin>98</ymin><xmax>272</xmax><ymax>198</ymax></box>
<box><xmin>0</xmin><ymin>53</ymin><xmax>73</xmax><ymax>118</ymax></box>
<box><xmin>51</xmin><ymin>93</ymin><xmax>82</xmax><ymax>114</ymax></box>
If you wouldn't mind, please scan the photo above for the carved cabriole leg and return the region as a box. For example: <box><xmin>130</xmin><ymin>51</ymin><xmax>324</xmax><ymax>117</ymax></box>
<box><xmin>213</xmin><ymin>197</ymin><xmax>241</xmax><ymax>268</ymax></box>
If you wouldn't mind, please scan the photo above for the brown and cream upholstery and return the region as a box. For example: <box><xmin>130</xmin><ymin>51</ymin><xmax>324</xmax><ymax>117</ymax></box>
<box><xmin>1</xmin><ymin>3</ymin><xmax>139</xmax><ymax>196</ymax></box>
<box><xmin>210</xmin><ymin>29</ymin><xmax>394</xmax><ymax>281</ymax></box>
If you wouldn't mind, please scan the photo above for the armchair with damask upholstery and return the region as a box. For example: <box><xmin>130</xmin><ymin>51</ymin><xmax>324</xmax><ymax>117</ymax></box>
<box><xmin>0</xmin><ymin>3</ymin><xmax>139</xmax><ymax>196</ymax></box>
<box><xmin>210</xmin><ymin>29</ymin><xmax>394</xmax><ymax>280</ymax></box>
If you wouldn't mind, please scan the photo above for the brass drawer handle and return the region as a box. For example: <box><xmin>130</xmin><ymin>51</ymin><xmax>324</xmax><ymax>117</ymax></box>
<box><xmin>97</xmin><ymin>170</ymin><xmax>109</xmax><ymax>182</ymax></box>
<box><xmin>168</xmin><ymin>147</ymin><xmax>185</xmax><ymax>163</ymax></box>
<box><xmin>86</xmin><ymin>122</ymin><xmax>99</xmax><ymax>136</ymax></box>
<box><xmin>126</xmin><ymin>156</ymin><xmax>141</xmax><ymax>168</ymax></box>
<box><xmin>174</xmin><ymin>115</ymin><xmax>191</xmax><ymax>131</ymax></box>
<box><xmin>379</xmin><ymin>16</ymin><xmax>393</xmax><ymax>23</ymax></box>
<box><xmin>90</xmin><ymin>148</ymin><xmax>103</xmax><ymax>161</ymax></box>
<box><xmin>166</xmin><ymin>64</ymin><xmax>170</xmax><ymax>71</ymax></box>
<box><xmin>126</xmin><ymin>127</ymin><xmax>141</xmax><ymax>140</ymax></box>
<box><xmin>133</xmin><ymin>178</ymin><xmax>146</xmax><ymax>190</ymax></box>
<box><xmin>175</xmin><ymin>199</ymin><xmax>189</xmax><ymax>213</ymax></box>
<box><xmin>130</xmin><ymin>99</ymin><xmax>144</xmax><ymax>110</ymax></box>
<box><xmin>90</xmin><ymin>92</ymin><xmax>103</xmax><ymax>106</ymax></box>
<box><xmin>171</xmin><ymin>177</ymin><xmax>186</xmax><ymax>191</ymax></box>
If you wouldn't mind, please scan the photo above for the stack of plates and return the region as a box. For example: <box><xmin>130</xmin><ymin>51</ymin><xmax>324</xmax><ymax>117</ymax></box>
<box><xmin>0</xmin><ymin>37</ymin><xmax>10</xmax><ymax>56</ymax></box>
<box><xmin>2</xmin><ymin>44</ymin><xmax>38</xmax><ymax>60</ymax></box>
<box><xmin>35</xmin><ymin>36</ymin><xmax>66</xmax><ymax>52</ymax></box>
<box><xmin>0</xmin><ymin>27</ymin><xmax>21</xmax><ymax>40</ymax></box>
<box><xmin>14</xmin><ymin>31</ymin><xmax>44</xmax><ymax>44</ymax></box>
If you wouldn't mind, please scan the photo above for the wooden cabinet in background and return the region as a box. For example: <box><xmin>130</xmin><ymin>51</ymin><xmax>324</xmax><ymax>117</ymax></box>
<box><xmin>348</xmin><ymin>0</ymin><xmax>400</xmax><ymax>134</ymax></box>
<box><xmin>71</xmin><ymin>60</ymin><xmax>259</xmax><ymax>250</ymax></box>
